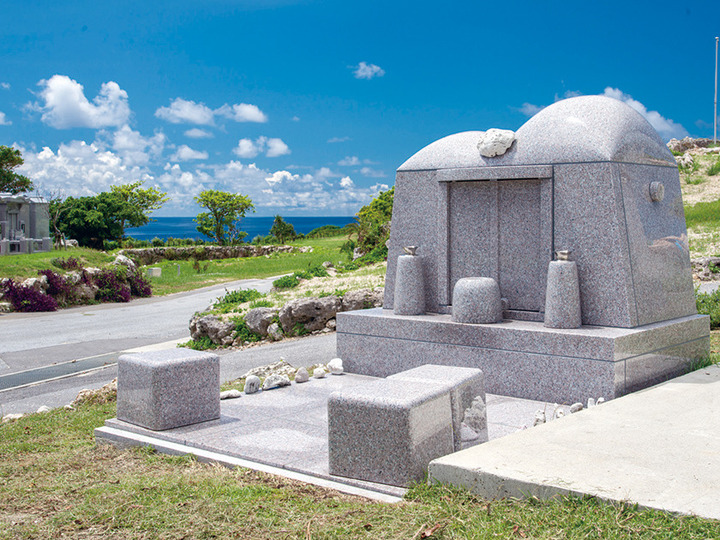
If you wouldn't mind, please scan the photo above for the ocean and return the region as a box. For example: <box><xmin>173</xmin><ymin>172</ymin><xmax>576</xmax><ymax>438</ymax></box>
<box><xmin>125</xmin><ymin>216</ymin><xmax>355</xmax><ymax>241</ymax></box>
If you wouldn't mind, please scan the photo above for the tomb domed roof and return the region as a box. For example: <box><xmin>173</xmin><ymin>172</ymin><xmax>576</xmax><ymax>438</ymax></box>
<box><xmin>398</xmin><ymin>96</ymin><xmax>676</xmax><ymax>171</ymax></box>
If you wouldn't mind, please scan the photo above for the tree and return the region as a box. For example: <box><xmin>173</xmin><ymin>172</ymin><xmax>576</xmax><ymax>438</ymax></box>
<box><xmin>0</xmin><ymin>146</ymin><xmax>33</xmax><ymax>194</ymax></box>
<box><xmin>269</xmin><ymin>215</ymin><xmax>296</xmax><ymax>243</ymax></box>
<box><xmin>109</xmin><ymin>181</ymin><xmax>169</xmax><ymax>237</ymax></box>
<box><xmin>50</xmin><ymin>181</ymin><xmax>168</xmax><ymax>249</ymax></box>
<box><xmin>194</xmin><ymin>190</ymin><xmax>254</xmax><ymax>245</ymax></box>
<box><xmin>353</xmin><ymin>187</ymin><xmax>394</xmax><ymax>255</ymax></box>
<box><xmin>51</xmin><ymin>192</ymin><xmax>126</xmax><ymax>249</ymax></box>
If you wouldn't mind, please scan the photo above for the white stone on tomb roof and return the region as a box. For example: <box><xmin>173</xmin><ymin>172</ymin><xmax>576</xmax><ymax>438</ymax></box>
<box><xmin>398</xmin><ymin>96</ymin><xmax>676</xmax><ymax>172</ymax></box>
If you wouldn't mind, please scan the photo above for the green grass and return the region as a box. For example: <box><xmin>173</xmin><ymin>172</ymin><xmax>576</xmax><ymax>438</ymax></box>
<box><xmin>1</xmin><ymin>403</ymin><xmax>719</xmax><ymax>538</ymax></box>
<box><xmin>0</xmin><ymin>248</ymin><xmax>115</xmax><ymax>281</ymax></box>
<box><xmin>145</xmin><ymin>236</ymin><xmax>348</xmax><ymax>295</ymax></box>
<box><xmin>708</xmin><ymin>158</ymin><xmax>720</xmax><ymax>176</ymax></box>
<box><xmin>685</xmin><ymin>199</ymin><xmax>720</xmax><ymax>229</ymax></box>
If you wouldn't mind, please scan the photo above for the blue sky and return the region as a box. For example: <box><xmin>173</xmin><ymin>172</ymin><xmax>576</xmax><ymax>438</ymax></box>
<box><xmin>2</xmin><ymin>0</ymin><xmax>719</xmax><ymax>216</ymax></box>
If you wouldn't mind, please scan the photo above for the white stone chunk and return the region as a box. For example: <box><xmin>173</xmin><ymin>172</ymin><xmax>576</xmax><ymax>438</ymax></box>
<box><xmin>220</xmin><ymin>389</ymin><xmax>242</xmax><ymax>400</ymax></box>
<box><xmin>244</xmin><ymin>375</ymin><xmax>261</xmax><ymax>394</ymax></box>
<box><xmin>262</xmin><ymin>374</ymin><xmax>291</xmax><ymax>390</ymax></box>
<box><xmin>477</xmin><ymin>128</ymin><xmax>515</xmax><ymax>157</ymax></box>
<box><xmin>569</xmin><ymin>402</ymin><xmax>584</xmax><ymax>413</ymax></box>
<box><xmin>294</xmin><ymin>367</ymin><xmax>309</xmax><ymax>383</ymax></box>
<box><xmin>313</xmin><ymin>367</ymin><xmax>328</xmax><ymax>379</ymax></box>
<box><xmin>328</xmin><ymin>358</ymin><xmax>344</xmax><ymax>375</ymax></box>
<box><xmin>36</xmin><ymin>406</ymin><xmax>51</xmax><ymax>413</ymax></box>
<box><xmin>533</xmin><ymin>410</ymin><xmax>546</xmax><ymax>426</ymax></box>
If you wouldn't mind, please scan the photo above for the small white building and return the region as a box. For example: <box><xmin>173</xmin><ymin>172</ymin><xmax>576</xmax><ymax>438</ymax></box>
<box><xmin>0</xmin><ymin>193</ymin><xmax>51</xmax><ymax>255</ymax></box>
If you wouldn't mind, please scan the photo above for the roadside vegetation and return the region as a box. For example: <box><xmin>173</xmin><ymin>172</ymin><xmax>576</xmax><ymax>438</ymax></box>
<box><xmin>1</xmin><ymin>403</ymin><xmax>718</xmax><ymax>538</ymax></box>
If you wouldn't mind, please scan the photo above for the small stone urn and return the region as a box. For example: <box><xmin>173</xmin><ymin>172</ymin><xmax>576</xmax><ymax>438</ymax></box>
<box><xmin>393</xmin><ymin>247</ymin><xmax>425</xmax><ymax>315</ymax></box>
<box><xmin>544</xmin><ymin>250</ymin><xmax>582</xmax><ymax>329</ymax></box>
<box><xmin>451</xmin><ymin>277</ymin><xmax>503</xmax><ymax>324</ymax></box>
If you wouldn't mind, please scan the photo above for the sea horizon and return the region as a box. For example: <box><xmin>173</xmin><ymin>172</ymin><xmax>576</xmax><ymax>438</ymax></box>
<box><xmin>126</xmin><ymin>216</ymin><xmax>355</xmax><ymax>242</ymax></box>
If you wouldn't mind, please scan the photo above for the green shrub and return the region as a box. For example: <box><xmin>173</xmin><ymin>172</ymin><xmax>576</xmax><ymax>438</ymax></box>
<box><xmin>292</xmin><ymin>322</ymin><xmax>309</xmax><ymax>336</ymax></box>
<box><xmin>178</xmin><ymin>336</ymin><xmax>216</xmax><ymax>350</ymax></box>
<box><xmin>249</xmin><ymin>299</ymin><xmax>274</xmax><ymax>308</ymax></box>
<box><xmin>708</xmin><ymin>158</ymin><xmax>720</xmax><ymax>176</ymax></box>
<box><xmin>307</xmin><ymin>224</ymin><xmax>342</xmax><ymax>238</ymax></box>
<box><xmin>151</xmin><ymin>237</ymin><xmax>165</xmax><ymax>247</ymax></box>
<box><xmin>696</xmin><ymin>288</ymin><xmax>720</xmax><ymax>329</ymax></box>
<box><xmin>233</xmin><ymin>318</ymin><xmax>263</xmax><ymax>342</ymax></box>
<box><xmin>215</xmin><ymin>288</ymin><xmax>264</xmax><ymax>306</ymax></box>
<box><xmin>273</xmin><ymin>275</ymin><xmax>299</xmax><ymax>289</ymax></box>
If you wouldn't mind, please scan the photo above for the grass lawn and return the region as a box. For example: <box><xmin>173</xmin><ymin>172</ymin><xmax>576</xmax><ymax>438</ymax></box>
<box><xmin>146</xmin><ymin>236</ymin><xmax>349</xmax><ymax>296</ymax></box>
<box><xmin>1</xmin><ymin>403</ymin><xmax>718</xmax><ymax>538</ymax></box>
<box><xmin>0</xmin><ymin>248</ymin><xmax>115</xmax><ymax>281</ymax></box>
<box><xmin>0</xmin><ymin>237</ymin><xmax>351</xmax><ymax>297</ymax></box>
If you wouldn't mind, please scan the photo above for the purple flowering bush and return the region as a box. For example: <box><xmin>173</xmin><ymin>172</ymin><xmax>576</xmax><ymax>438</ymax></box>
<box><xmin>95</xmin><ymin>268</ymin><xmax>131</xmax><ymax>303</ymax></box>
<box><xmin>2</xmin><ymin>279</ymin><xmax>58</xmax><ymax>312</ymax></box>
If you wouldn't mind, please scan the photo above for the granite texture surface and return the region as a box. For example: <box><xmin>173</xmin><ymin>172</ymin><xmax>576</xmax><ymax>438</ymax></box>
<box><xmin>544</xmin><ymin>260</ymin><xmax>581</xmax><ymax>329</ymax></box>
<box><xmin>397</xmin><ymin>96</ymin><xmax>676</xmax><ymax>171</ymax></box>
<box><xmin>389</xmin><ymin>364</ymin><xmax>486</xmax><ymax>450</ymax></box>
<box><xmin>552</xmin><ymin>162</ymin><xmax>637</xmax><ymax>327</ymax></box>
<box><xmin>328</xmin><ymin>379</ymin><xmax>454</xmax><ymax>487</ymax></box>
<box><xmin>451</xmin><ymin>277</ymin><xmax>502</xmax><ymax>324</ymax></box>
<box><xmin>337</xmin><ymin>309</ymin><xmax>709</xmax><ymax>403</ymax></box>
<box><xmin>117</xmin><ymin>349</ymin><xmax>220</xmax><ymax>431</ymax></box>
<box><xmin>617</xmin><ymin>163</ymin><xmax>696</xmax><ymax>325</ymax></box>
<box><xmin>393</xmin><ymin>254</ymin><xmax>425</xmax><ymax>315</ymax></box>
<box><xmin>383</xmin><ymin>171</ymin><xmax>441</xmax><ymax>312</ymax></box>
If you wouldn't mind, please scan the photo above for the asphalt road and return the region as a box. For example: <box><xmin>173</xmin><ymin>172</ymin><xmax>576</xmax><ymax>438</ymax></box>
<box><xmin>0</xmin><ymin>275</ymin><xmax>342</xmax><ymax>416</ymax></box>
<box><xmin>0</xmin><ymin>277</ymin><xmax>278</xmax><ymax>374</ymax></box>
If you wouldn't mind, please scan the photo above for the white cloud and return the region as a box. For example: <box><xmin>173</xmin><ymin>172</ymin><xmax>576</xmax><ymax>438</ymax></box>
<box><xmin>291</xmin><ymin>116</ymin><xmax>300</xmax><ymax>122</ymax></box>
<box><xmin>328</xmin><ymin>136</ymin><xmax>350</xmax><ymax>143</ymax></box>
<box><xmin>353</xmin><ymin>62</ymin><xmax>385</xmax><ymax>80</ymax></box>
<box><xmin>216</xmin><ymin>103</ymin><xmax>268</xmax><ymax>123</ymax></box>
<box><xmin>0</xmin><ymin>82</ymin><xmax>9</xmax><ymax>90</ymax></box>
<box><xmin>109</xmin><ymin>125</ymin><xmax>166</xmax><ymax>167</ymax></box>
<box><xmin>234</xmin><ymin>136</ymin><xmax>290</xmax><ymax>158</ymax></box>
<box><xmin>31</xmin><ymin>75</ymin><xmax>131</xmax><ymax>129</ymax></box>
<box><xmin>0</xmin><ymin>112</ymin><xmax>10</xmax><ymax>126</ymax></box>
<box><xmin>17</xmin><ymin>135</ymin><xmax>386</xmax><ymax>216</ymax></box>
<box><xmin>265</xmin><ymin>170</ymin><xmax>295</xmax><ymax>186</ymax></box>
<box><xmin>234</xmin><ymin>137</ymin><xmax>263</xmax><ymax>158</ymax></box>
<box><xmin>601</xmin><ymin>87</ymin><xmax>688</xmax><ymax>140</ymax></box>
<box><xmin>17</xmin><ymin>140</ymin><xmax>154</xmax><ymax>197</ymax></box>
<box><xmin>338</xmin><ymin>155</ymin><xmax>360</xmax><ymax>166</ymax></box>
<box><xmin>184</xmin><ymin>128</ymin><xmax>213</xmax><ymax>139</ymax></box>
<box><xmin>360</xmin><ymin>166</ymin><xmax>385</xmax><ymax>178</ymax></box>
<box><xmin>266</xmin><ymin>137</ymin><xmax>290</xmax><ymax>157</ymax></box>
<box><xmin>155</xmin><ymin>98</ymin><xmax>215</xmax><ymax>125</ymax></box>
<box><xmin>171</xmin><ymin>144</ymin><xmax>209</xmax><ymax>161</ymax></box>
<box><xmin>519</xmin><ymin>102</ymin><xmax>544</xmax><ymax>117</ymax></box>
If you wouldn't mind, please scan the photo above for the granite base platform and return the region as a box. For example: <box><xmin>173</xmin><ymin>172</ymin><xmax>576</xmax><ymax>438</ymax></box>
<box><xmin>336</xmin><ymin>309</ymin><xmax>710</xmax><ymax>404</ymax></box>
<box><xmin>95</xmin><ymin>372</ymin><xmax>567</xmax><ymax>500</ymax></box>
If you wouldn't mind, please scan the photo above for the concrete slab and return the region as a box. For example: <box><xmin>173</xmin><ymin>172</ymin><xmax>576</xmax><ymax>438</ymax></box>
<box><xmin>429</xmin><ymin>364</ymin><xmax>720</xmax><ymax>520</ymax></box>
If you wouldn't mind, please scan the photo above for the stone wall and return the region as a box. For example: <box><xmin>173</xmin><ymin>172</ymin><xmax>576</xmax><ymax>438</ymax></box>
<box><xmin>119</xmin><ymin>244</ymin><xmax>311</xmax><ymax>265</ymax></box>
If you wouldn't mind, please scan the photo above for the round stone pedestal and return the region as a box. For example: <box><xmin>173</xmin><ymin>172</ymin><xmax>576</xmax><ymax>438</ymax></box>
<box><xmin>451</xmin><ymin>277</ymin><xmax>502</xmax><ymax>324</ymax></box>
<box><xmin>544</xmin><ymin>260</ymin><xmax>581</xmax><ymax>329</ymax></box>
<box><xmin>394</xmin><ymin>255</ymin><xmax>425</xmax><ymax>315</ymax></box>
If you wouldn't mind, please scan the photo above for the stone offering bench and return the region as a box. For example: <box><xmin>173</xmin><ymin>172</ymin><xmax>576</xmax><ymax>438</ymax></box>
<box><xmin>328</xmin><ymin>365</ymin><xmax>485</xmax><ymax>487</ymax></box>
<box><xmin>117</xmin><ymin>349</ymin><xmax>220</xmax><ymax>431</ymax></box>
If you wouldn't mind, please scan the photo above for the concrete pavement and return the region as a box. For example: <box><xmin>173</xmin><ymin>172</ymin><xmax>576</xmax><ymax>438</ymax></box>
<box><xmin>429</xmin><ymin>364</ymin><xmax>720</xmax><ymax>520</ymax></box>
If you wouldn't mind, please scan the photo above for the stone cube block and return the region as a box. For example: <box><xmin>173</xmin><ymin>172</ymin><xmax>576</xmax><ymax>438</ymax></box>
<box><xmin>147</xmin><ymin>267</ymin><xmax>162</xmax><ymax>278</ymax></box>
<box><xmin>389</xmin><ymin>364</ymin><xmax>486</xmax><ymax>450</ymax></box>
<box><xmin>117</xmin><ymin>349</ymin><xmax>220</xmax><ymax>431</ymax></box>
<box><xmin>328</xmin><ymin>379</ymin><xmax>454</xmax><ymax>487</ymax></box>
